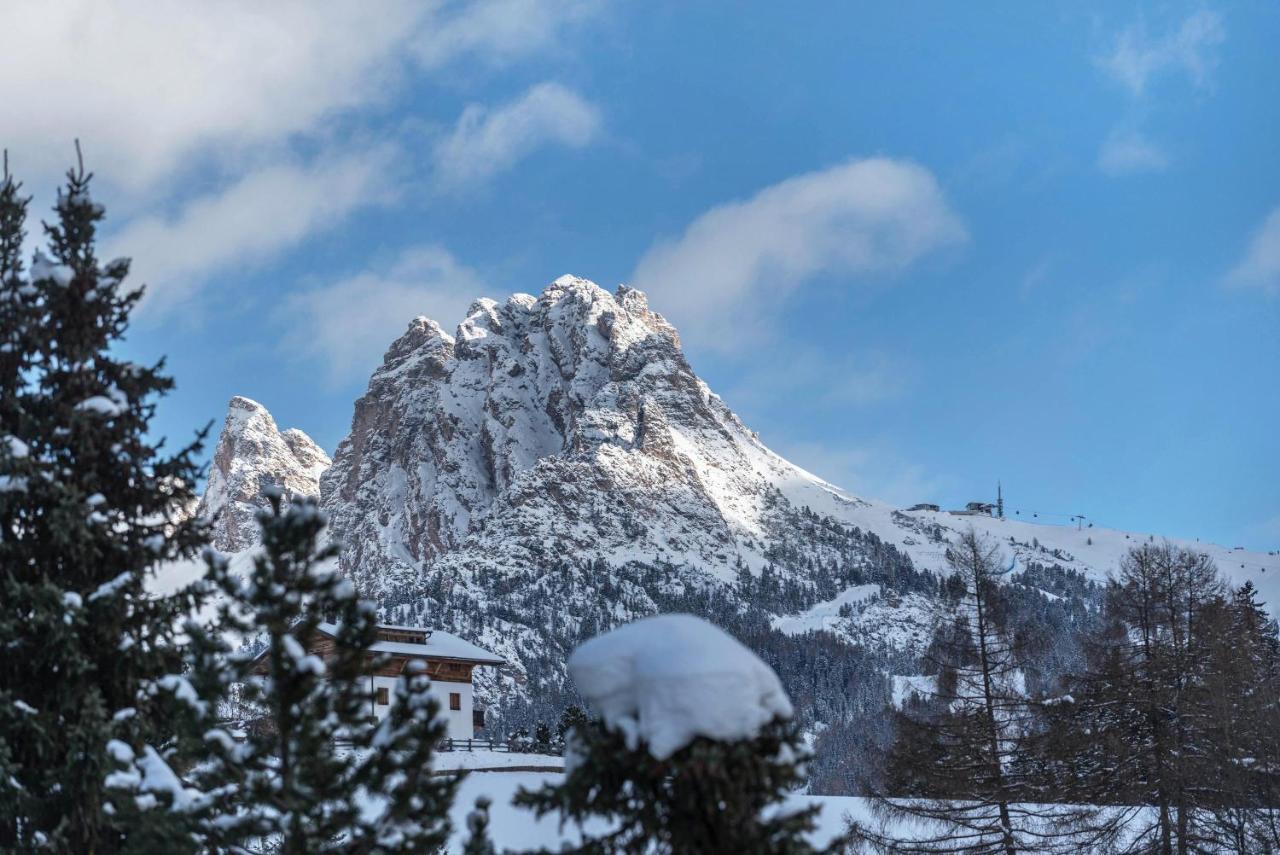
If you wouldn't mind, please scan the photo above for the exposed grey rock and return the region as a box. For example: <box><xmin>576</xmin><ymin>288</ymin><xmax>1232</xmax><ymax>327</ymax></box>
<box><xmin>198</xmin><ymin>396</ymin><xmax>331</xmax><ymax>552</ymax></box>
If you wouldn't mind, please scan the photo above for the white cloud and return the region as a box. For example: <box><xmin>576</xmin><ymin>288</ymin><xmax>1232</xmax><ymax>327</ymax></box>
<box><xmin>2</xmin><ymin>2</ymin><xmax>608</xmax><ymax>317</ymax></box>
<box><xmin>1018</xmin><ymin>256</ymin><xmax>1055</xmax><ymax>300</ymax></box>
<box><xmin>1093</xmin><ymin>11</ymin><xmax>1222</xmax><ymax>181</ymax></box>
<box><xmin>414</xmin><ymin>0</ymin><xmax>603</xmax><ymax>71</ymax></box>
<box><xmin>1097</xmin><ymin>129</ymin><xmax>1171</xmax><ymax>175</ymax></box>
<box><xmin>0</xmin><ymin>1</ymin><xmax>605</xmax><ymax>194</ymax></box>
<box><xmin>107</xmin><ymin>148</ymin><xmax>396</xmax><ymax>315</ymax></box>
<box><xmin>1098</xmin><ymin>10</ymin><xmax>1225</xmax><ymax>97</ymax></box>
<box><xmin>281</xmin><ymin>246</ymin><xmax>484</xmax><ymax>385</ymax></box>
<box><xmin>0</xmin><ymin>1</ymin><xmax>426</xmax><ymax>193</ymax></box>
<box><xmin>1225</xmin><ymin>207</ymin><xmax>1280</xmax><ymax>297</ymax></box>
<box><xmin>433</xmin><ymin>83</ymin><xmax>601</xmax><ymax>188</ymax></box>
<box><xmin>630</xmin><ymin>158</ymin><xmax>965</xmax><ymax>349</ymax></box>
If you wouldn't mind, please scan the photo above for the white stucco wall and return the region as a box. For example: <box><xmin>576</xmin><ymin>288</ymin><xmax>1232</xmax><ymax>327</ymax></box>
<box><xmin>431</xmin><ymin>679</ymin><xmax>474</xmax><ymax>740</ymax></box>
<box><xmin>366</xmin><ymin>674</ymin><xmax>475</xmax><ymax>740</ymax></box>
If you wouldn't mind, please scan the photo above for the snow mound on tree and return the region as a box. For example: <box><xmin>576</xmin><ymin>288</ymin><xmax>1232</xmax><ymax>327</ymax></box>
<box><xmin>568</xmin><ymin>614</ymin><xmax>793</xmax><ymax>760</ymax></box>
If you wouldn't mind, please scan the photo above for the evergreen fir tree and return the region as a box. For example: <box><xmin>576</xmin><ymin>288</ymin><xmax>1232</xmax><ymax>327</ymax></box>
<box><xmin>515</xmin><ymin>713</ymin><xmax>833</xmax><ymax>854</ymax></box>
<box><xmin>557</xmin><ymin>704</ymin><xmax>589</xmax><ymax>742</ymax></box>
<box><xmin>461</xmin><ymin>796</ymin><xmax>498</xmax><ymax>855</ymax></box>
<box><xmin>0</xmin><ymin>152</ymin><xmax>212</xmax><ymax>851</ymax></box>
<box><xmin>534</xmin><ymin>721</ymin><xmax>554</xmax><ymax>754</ymax></box>
<box><xmin>0</xmin><ymin>151</ymin><xmax>33</xmax><ymax>407</ymax></box>
<box><xmin>190</xmin><ymin>491</ymin><xmax>459</xmax><ymax>852</ymax></box>
<box><xmin>0</xmin><ymin>152</ymin><xmax>33</xmax><ymax>837</ymax></box>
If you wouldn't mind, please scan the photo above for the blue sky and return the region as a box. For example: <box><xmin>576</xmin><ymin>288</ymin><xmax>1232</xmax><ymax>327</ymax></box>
<box><xmin>4</xmin><ymin>1</ymin><xmax>1277</xmax><ymax>548</ymax></box>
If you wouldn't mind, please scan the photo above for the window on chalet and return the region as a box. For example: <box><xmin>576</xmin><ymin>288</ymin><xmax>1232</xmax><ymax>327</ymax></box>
<box><xmin>449</xmin><ymin>692</ymin><xmax>461</xmax><ymax>711</ymax></box>
<box><xmin>376</xmin><ymin>687</ymin><xmax>389</xmax><ymax>705</ymax></box>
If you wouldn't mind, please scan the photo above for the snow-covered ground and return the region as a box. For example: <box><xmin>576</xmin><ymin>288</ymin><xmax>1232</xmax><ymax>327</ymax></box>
<box><xmin>772</xmin><ymin>584</ymin><xmax>881</xmax><ymax>635</ymax></box>
<box><xmin>773</xmin><ymin>584</ymin><xmax>937</xmax><ymax>656</ymax></box>
<box><xmin>842</xmin><ymin>502</ymin><xmax>1280</xmax><ymax>615</ymax></box>
<box><xmin>445</xmin><ymin>770</ymin><xmax>1162</xmax><ymax>852</ymax></box>
<box><xmin>891</xmin><ymin>674</ymin><xmax>937</xmax><ymax>709</ymax></box>
<box><xmin>434</xmin><ymin>750</ymin><xmax>564</xmax><ymax>772</ymax></box>
<box><xmin>445</xmin><ymin>771</ymin><xmax>868</xmax><ymax>852</ymax></box>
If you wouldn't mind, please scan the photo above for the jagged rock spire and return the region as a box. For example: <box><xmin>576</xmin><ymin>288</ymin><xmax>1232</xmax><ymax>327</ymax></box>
<box><xmin>198</xmin><ymin>396</ymin><xmax>330</xmax><ymax>552</ymax></box>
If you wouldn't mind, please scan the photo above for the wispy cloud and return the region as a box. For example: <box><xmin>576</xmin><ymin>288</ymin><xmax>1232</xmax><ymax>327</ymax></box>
<box><xmin>280</xmin><ymin>246</ymin><xmax>485</xmax><ymax>386</ymax></box>
<box><xmin>1097</xmin><ymin>10</ymin><xmax>1226</xmax><ymax>97</ymax></box>
<box><xmin>1093</xmin><ymin>10</ymin><xmax>1224</xmax><ymax>179</ymax></box>
<box><xmin>1018</xmin><ymin>256</ymin><xmax>1055</xmax><ymax>300</ymax></box>
<box><xmin>1097</xmin><ymin>129</ymin><xmax>1171</xmax><ymax>176</ymax></box>
<box><xmin>1225</xmin><ymin>207</ymin><xmax>1280</xmax><ymax>297</ymax></box>
<box><xmin>414</xmin><ymin>0</ymin><xmax>604</xmax><ymax>71</ymax></box>
<box><xmin>107</xmin><ymin>147</ymin><xmax>397</xmax><ymax>316</ymax></box>
<box><xmin>433</xmin><ymin>82</ymin><xmax>602</xmax><ymax>189</ymax></box>
<box><xmin>630</xmin><ymin>158</ymin><xmax>965</xmax><ymax>350</ymax></box>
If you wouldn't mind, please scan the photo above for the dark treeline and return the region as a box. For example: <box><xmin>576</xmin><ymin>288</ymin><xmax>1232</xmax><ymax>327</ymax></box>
<box><xmin>862</xmin><ymin>530</ymin><xmax>1280</xmax><ymax>854</ymax></box>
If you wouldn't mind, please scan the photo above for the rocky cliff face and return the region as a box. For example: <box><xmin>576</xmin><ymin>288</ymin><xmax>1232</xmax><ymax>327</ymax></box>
<box><xmin>198</xmin><ymin>396</ymin><xmax>331</xmax><ymax>552</ymax></box>
<box><xmin>321</xmin><ymin>276</ymin><xmax>873</xmax><ymax>591</ymax></box>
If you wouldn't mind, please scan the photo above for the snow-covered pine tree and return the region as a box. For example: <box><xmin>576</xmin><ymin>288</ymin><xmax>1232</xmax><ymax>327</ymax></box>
<box><xmin>192</xmin><ymin>491</ymin><xmax>458</xmax><ymax>852</ymax></box>
<box><xmin>517</xmin><ymin>714</ymin><xmax>825</xmax><ymax>854</ymax></box>
<box><xmin>557</xmin><ymin>704</ymin><xmax>589</xmax><ymax>748</ymax></box>
<box><xmin>461</xmin><ymin>796</ymin><xmax>497</xmax><ymax>855</ymax></box>
<box><xmin>0</xmin><ymin>153</ymin><xmax>212</xmax><ymax>850</ymax></box>
<box><xmin>0</xmin><ymin>152</ymin><xmax>33</xmax><ymax>407</ymax></box>
<box><xmin>0</xmin><ymin>150</ymin><xmax>34</xmax><ymax>849</ymax></box>
<box><xmin>1227</xmin><ymin>582</ymin><xmax>1280</xmax><ymax>850</ymax></box>
<box><xmin>514</xmin><ymin>614</ymin><xmax>836</xmax><ymax>855</ymax></box>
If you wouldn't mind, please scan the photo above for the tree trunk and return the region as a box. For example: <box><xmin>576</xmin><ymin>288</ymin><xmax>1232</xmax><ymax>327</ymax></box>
<box><xmin>972</xmin><ymin>544</ymin><xmax>1017</xmax><ymax>855</ymax></box>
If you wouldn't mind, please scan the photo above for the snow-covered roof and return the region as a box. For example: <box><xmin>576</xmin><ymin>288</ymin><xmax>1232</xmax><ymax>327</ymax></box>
<box><xmin>366</xmin><ymin>622</ymin><xmax>436</xmax><ymax>633</ymax></box>
<box><xmin>314</xmin><ymin>622</ymin><xmax>504</xmax><ymax>665</ymax></box>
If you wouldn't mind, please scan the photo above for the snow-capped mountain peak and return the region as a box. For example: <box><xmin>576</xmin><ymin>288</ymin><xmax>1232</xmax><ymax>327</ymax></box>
<box><xmin>319</xmin><ymin>275</ymin><xmax>851</xmax><ymax>588</ymax></box>
<box><xmin>197</xmin><ymin>396</ymin><xmax>330</xmax><ymax>552</ymax></box>
<box><xmin>317</xmin><ymin>276</ymin><xmax>1279</xmax><ymax>596</ymax></box>
<box><xmin>188</xmin><ymin>277</ymin><xmax>1277</xmax><ymax>735</ymax></box>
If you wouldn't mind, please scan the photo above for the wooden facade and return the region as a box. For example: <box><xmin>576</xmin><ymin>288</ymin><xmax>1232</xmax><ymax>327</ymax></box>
<box><xmin>251</xmin><ymin>628</ymin><xmax>480</xmax><ymax>683</ymax></box>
